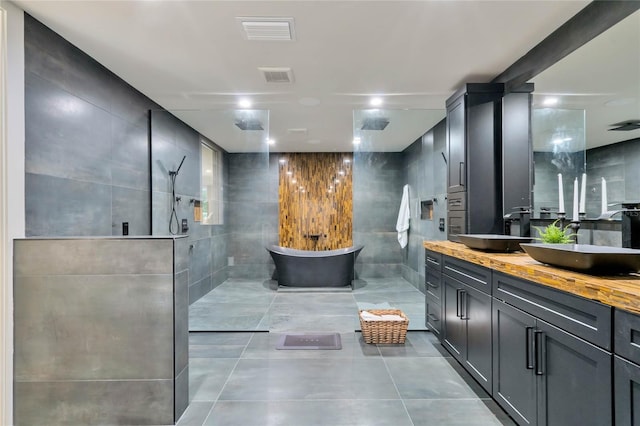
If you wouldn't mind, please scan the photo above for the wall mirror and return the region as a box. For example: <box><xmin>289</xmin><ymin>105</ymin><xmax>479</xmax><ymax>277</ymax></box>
<box><xmin>531</xmin><ymin>10</ymin><xmax>640</xmax><ymax>219</ymax></box>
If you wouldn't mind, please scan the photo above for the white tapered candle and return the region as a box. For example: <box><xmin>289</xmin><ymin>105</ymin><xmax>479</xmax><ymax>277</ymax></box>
<box><xmin>558</xmin><ymin>173</ymin><xmax>565</xmax><ymax>213</ymax></box>
<box><xmin>601</xmin><ymin>177</ymin><xmax>608</xmax><ymax>215</ymax></box>
<box><xmin>579</xmin><ymin>173</ymin><xmax>587</xmax><ymax>213</ymax></box>
<box><xmin>573</xmin><ymin>177</ymin><xmax>579</xmax><ymax>221</ymax></box>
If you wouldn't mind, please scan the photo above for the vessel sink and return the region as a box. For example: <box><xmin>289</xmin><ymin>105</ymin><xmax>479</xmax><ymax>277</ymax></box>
<box><xmin>520</xmin><ymin>243</ymin><xmax>640</xmax><ymax>273</ymax></box>
<box><xmin>457</xmin><ymin>234</ymin><xmax>533</xmax><ymax>252</ymax></box>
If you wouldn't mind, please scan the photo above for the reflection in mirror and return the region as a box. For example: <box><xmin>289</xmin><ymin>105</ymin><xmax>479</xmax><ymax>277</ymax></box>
<box><xmin>532</xmin><ymin>108</ymin><xmax>585</xmax><ymax>218</ymax></box>
<box><xmin>531</xmin><ymin>10</ymin><xmax>640</xmax><ymax>219</ymax></box>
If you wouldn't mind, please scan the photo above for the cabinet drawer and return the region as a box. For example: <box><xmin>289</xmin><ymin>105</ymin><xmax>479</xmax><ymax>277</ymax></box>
<box><xmin>447</xmin><ymin>212</ymin><xmax>466</xmax><ymax>242</ymax></box>
<box><xmin>492</xmin><ymin>271</ymin><xmax>612</xmax><ymax>350</ymax></box>
<box><xmin>425</xmin><ymin>249</ymin><xmax>442</xmax><ymax>271</ymax></box>
<box><xmin>425</xmin><ymin>269</ymin><xmax>442</xmax><ymax>302</ymax></box>
<box><xmin>443</xmin><ymin>256</ymin><xmax>491</xmax><ymax>295</ymax></box>
<box><xmin>447</xmin><ymin>192</ymin><xmax>466</xmax><ymax>211</ymax></box>
<box><xmin>426</xmin><ymin>296</ymin><xmax>442</xmax><ymax>338</ymax></box>
<box><xmin>614</xmin><ymin>309</ymin><xmax>640</xmax><ymax>365</ymax></box>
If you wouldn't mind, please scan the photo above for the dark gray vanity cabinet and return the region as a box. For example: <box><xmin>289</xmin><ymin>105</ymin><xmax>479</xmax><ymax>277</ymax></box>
<box><xmin>425</xmin><ymin>250</ymin><xmax>443</xmax><ymax>338</ymax></box>
<box><xmin>614</xmin><ymin>356</ymin><xmax>640</xmax><ymax>426</ymax></box>
<box><xmin>442</xmin><ymin>256</ymin><xmax>492</xmax><ymax>393</ymax></box>
<box><xmin>613</xmin><ymin>309</ymin><xmax>640</xmax><ymax>425</ymax></box>
<box><xmin>493</xmin><ymin>300</ymin><xmax>537</xmax><ymax>425</ymax></box>
<box><xmin>492</xmin><ymin>272</ymin><xmax>612</xmax><ymax>426</ymax></box>
<box><xmin>445</xmin><ymin>83</ymin><xmax>504</xmax><ymax>241</ymax></box>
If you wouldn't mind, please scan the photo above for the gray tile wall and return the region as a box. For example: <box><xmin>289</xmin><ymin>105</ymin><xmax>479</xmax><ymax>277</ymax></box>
<box><xmin>150</xmin><ymin>111</ymin><xmax>230</xmax><ymax>303</ymax></box>
<box><xmin>586</xmin><ymin>137</ymin><xmax>640</xmax><ymax>215</ymax></box>
<box><xmin>24</xmin><ymin>14</ymin><xmax>155</xmax><ymax>237</ymax></box>
<box><xmin>353</xmin><ymin>151</ymin><xmax>405</xmax><ymax>279</ymax></box>
<box><xmin>400</xmin><ymin>119</ymin><xmax>447</xmax><ymax>292</ymax></box>
<box><xmin>24</xmin><ymin>15</ymin><xmax>228</xmax><ymax>305</ymax></box>
<box><xmin>226</xmin><ymin>153</ymin><xmax>278</xmax><ymax>279</ymax></box>
<box><xmin>13</xmin><ymin>237</ymin><xmax>188</xmax><ymax>425</ymax></box>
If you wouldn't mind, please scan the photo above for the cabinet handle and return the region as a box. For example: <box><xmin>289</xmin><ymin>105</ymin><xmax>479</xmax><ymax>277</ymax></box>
<box><xmin>459</xmin><ymin>161</ymin><xmax>465</xmax><ymax>187</ymax></box>
<box><xmin>460</xmin><ymin>289</ymin><xmax>468</xmax><ymax>320</ymax></box>
<box><xmin>427</xmin><ymin>313</ymin><xmax>440</xmax><ymax>322</ymax></box>
<box><xmin>427</xmin><ymin>281</ymin><xmax>439</xmax><ymax>289</ymax></box>
<box><xmin>456</xmin><ymin>289</ymin><xmax>462</xmax><ymax>318</ymax></box>
<box><xmin>525</xmin><ymin>327</ymin><xmax>534</xmax><ymax>370</ymax></box>
<box><xmin>534</xmin><ymin>330</ymin><xmax>544</xmax><ymax>375</ymax></box>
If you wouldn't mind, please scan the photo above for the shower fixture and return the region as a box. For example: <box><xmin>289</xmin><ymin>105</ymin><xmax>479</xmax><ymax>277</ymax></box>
<box><xmin>169</xmin><ymin>156</ymin><xmax>186</xmax><ymax>235</ymax></box>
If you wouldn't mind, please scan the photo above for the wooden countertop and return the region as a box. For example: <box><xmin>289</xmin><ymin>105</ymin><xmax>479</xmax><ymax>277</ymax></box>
<box><xmin>424</xmin><ymin>240</ymin><xmax>640</xmax><ymax>314</ymax></box>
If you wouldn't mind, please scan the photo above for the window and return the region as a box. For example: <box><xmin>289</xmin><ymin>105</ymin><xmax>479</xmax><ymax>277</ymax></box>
<box><xmin>200</xmin><ymin>140</ymin><xmax>223</xmax><ymax>225</ymax></box>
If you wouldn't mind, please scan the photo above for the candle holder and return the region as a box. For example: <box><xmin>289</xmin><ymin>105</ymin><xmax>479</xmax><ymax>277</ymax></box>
<box><xmin>556</xmin><ymin>212</ymin><xmax>566</xmax><ymax>228</ymax></box>
<box><xmin>569</xmin><ymin>220</ymin><xmax>581</xmax><ymax>243</ymax></box>
<box><xmin>579</xmin><ymin>212</ymin><xmax>587</xmax><ymax>221</ymax></box>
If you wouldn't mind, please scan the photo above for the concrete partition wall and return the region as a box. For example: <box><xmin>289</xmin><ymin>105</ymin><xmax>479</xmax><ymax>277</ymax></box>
<box><xmin>13</xmin><ymin>237</ymin><xmax>188</xmax><ymax>425</ymax></box>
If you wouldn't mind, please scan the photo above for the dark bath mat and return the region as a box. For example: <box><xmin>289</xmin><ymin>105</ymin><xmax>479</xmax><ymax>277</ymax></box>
<box><xmin>276</xmin><ymin>333</ymin><xmax>342</xmax><ymax>350</ymax></box>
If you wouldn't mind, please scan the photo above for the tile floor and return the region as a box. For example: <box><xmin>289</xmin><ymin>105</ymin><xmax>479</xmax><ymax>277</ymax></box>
<box><xmin>189</xmin><ymin>277</ymin><xmax>428</xmax><ymax>332</ymax></box>
<box><xmin>178</xmin><ymin>331</ymin><xmax>515</xmax><ymax>426</ymax></box>
<box><xmin>181</xmin><ymin>277</ymin><xmax>515</xmax><ymax>425</ymax></box>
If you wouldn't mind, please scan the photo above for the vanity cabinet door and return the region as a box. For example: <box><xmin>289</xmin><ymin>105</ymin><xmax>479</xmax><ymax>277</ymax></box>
<box><xmin>443</xmin><ymin>274</ymin><xmax>492</xmax><ymax>393</ymax></box>
<box><xmin>447</xmin><ymin>94</ymin><xmax>466</xmax><ymax>194</ymax></box>
<box><xmin>536</xmin><ymin>320</ymin><xmax>612</xmax><ymax>426</ymax></box>
<box><xmin>492</xmin><ymin>299</ymin><xmax>538</xmax><ymax>426</ymax></box>
<box><xmin>614</xmin><ymin>355</ymin><xmax>640</xmax><ymax>426</ymax></box>
<box><xmin>443</xmin><ymin>275</ymin><xmax>466</xmax><ymax>361</ymax></box>
<box><xmin>464</xmin><ymin>283</ymin><xmax>492</xmax><ymax>393</ymax></box>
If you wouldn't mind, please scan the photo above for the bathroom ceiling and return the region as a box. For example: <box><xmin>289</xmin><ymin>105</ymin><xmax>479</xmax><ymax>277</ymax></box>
<box><xmin>13</xmin><ymin>0</ymin><xmax>613</xmax><ymax>153</ymax></box>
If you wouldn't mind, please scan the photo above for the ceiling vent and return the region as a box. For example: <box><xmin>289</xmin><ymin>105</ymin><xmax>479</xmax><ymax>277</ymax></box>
<box><xmin>609</xmin><ymin>120</ymin><xmax>640</xmax><ymax>131</ymax></box>
<box><xmin>259</xmin><ymin>67</ymin><xmax>294</xmax><ymax>84</ymax></box>
<box><xmin>237</xmin><ymin>17</ymin><xmax>295</xmax><ymax>41</ymax></box>
<box><xmin>361</xmin><ymin>117</ymin><xmax>390</xmax><ymax>131</ymax></box>
<box><xmin>235</xmin><ymin>119</ymin><xmax>264</xmax><ymax>131</ymax></box>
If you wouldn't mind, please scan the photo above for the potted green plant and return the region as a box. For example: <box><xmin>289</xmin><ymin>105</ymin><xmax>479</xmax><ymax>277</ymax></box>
<box><xmin>533</xmin><ymin>219</ymin><xmax>576</xmax><ymax>243</ymax></box>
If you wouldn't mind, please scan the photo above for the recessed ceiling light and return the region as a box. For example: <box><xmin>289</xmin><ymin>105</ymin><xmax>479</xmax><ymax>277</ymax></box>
<box><xmin>370</xmin><ymin>97</ymin><xmax>383</xmax><ymax>107</ymax></box>
<box><xmin>543</xmin><ymin>97</ymin><xmax>559</xmax><ymax>107</ymax></box>
<box><xmin>267</xmin><ymin>138</ymin><xmax>275</xmax><ymax>145</ymax></box>
<box><xmin>238</xmin><ymin>98</ymin><xmax>252</xmax><ymax>108</ymax></box>
<box><xmin>353</xmin><ymin>137</ymin><xmax>361</xmax><ymax>145</ymax></box>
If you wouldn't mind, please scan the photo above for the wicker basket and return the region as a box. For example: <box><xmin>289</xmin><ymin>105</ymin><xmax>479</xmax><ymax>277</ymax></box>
<box><xmin>359</xmin><ymin>309</ymin><xmax>409</xmax><ymax>344</ymax></box>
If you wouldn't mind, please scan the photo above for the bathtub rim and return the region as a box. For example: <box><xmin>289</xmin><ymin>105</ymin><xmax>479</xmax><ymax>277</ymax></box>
<box><xmin>266</xmin><ymin>244</ymin><xmax>364</xmax><ymax>258</ymax></box>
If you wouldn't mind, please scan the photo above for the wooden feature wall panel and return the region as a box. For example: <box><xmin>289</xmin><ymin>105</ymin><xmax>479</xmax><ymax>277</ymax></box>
<box><xmin>278</xmin><ymin>153</ymin><xmax>353</xmax><ymax>250</ymax></box>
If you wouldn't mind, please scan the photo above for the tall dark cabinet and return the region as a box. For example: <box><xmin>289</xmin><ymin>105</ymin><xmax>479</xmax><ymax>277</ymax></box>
<box><xmin>446</xmin><ymin>83</ymin><xmax>504</xmax><ymax>241</ymax></box>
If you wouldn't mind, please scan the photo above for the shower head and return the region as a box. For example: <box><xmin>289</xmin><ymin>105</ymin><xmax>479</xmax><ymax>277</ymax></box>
<box><xmin>170</xmin><ymin>155</ymin><xmax>187</xmax><ymax>176</ymax></box>
<box><xmin>176</xmin><ymin>156</ymin><xmax>186</xmax><ymax>174</ymax></box>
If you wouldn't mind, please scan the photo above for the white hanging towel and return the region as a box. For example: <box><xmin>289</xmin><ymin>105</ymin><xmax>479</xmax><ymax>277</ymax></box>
<box><xmin>396</xmin><ymin>184</ymin><xmax>411</xmax><ymax>248</ymax></box>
